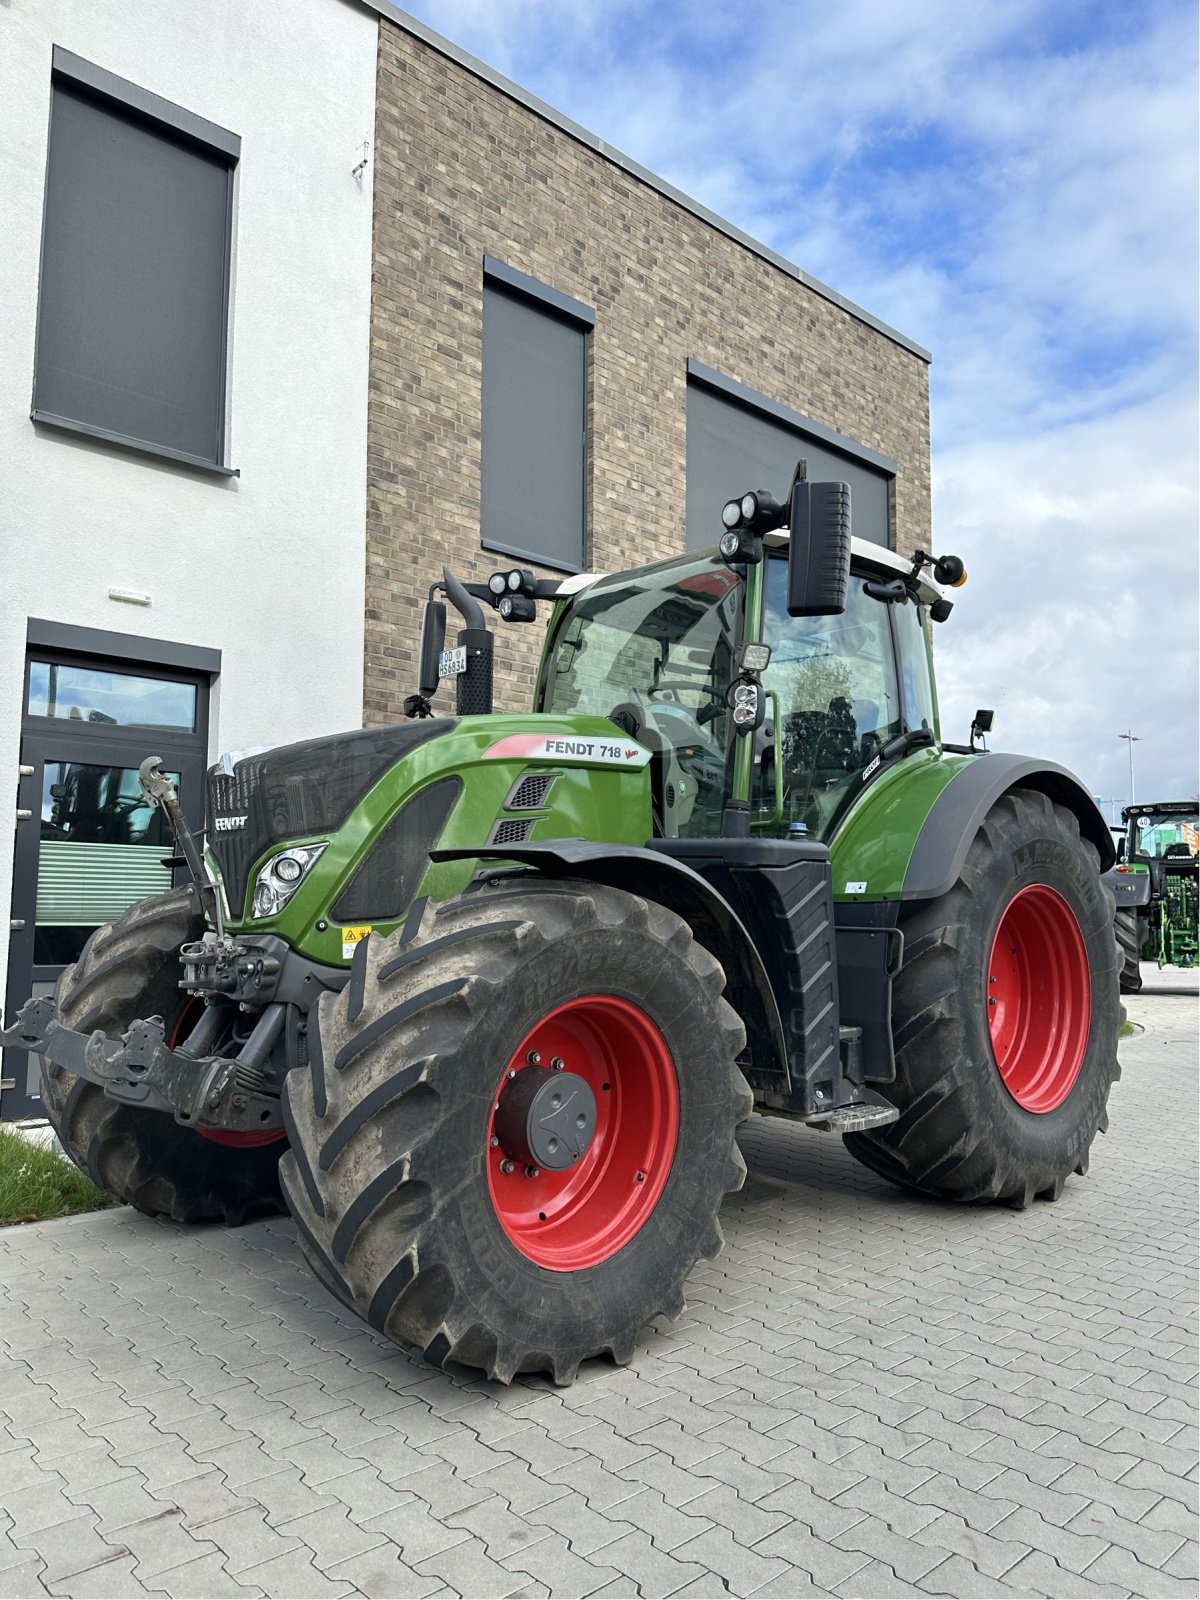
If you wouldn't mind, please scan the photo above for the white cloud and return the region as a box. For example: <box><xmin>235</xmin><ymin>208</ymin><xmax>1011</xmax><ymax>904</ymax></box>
<box><xmin>399</xmin><ymin>0</ymin><xmax>1198</xmax><ymax>801</ymax></box>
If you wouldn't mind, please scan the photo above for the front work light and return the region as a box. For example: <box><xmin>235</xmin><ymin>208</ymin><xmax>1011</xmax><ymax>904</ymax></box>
<box><xmin>252</xmin><ymin>844</ymin><xmax>327</xmax><ymax>919</ymax></box>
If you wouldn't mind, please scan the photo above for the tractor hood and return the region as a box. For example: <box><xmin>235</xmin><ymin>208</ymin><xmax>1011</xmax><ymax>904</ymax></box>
<box><xmin>207</xmin><ymin>720</ymin><xmax>456</xmax><ymax>917</ymax></box>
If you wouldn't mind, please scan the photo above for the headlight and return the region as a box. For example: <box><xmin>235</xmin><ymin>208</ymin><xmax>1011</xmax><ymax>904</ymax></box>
<box><xmin>252</xmin><ymin>844</ymin><xmax>326</xmax><ymax>919</ymax></box>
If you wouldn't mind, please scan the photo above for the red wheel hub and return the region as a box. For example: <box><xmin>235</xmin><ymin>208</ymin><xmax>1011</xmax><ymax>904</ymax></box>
<box><xmin>487</xmin><ymin>995</ymin><xmax>679</xmax><ymax>1270</ymax></box>
<box><xmin>987</xmin><ymin>885</ymin><xmax>1090</xmax><ymax>1113</ymax></box>
<box><xmin>169</xmin><ymin>999</ymin><xmax>287</xmax><ymax>1148</ymax></box>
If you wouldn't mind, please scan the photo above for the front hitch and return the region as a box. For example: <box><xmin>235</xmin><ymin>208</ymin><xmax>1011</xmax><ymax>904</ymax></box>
<box><xmin>0</xmin><ymin>995</ymin><xmax>284</xmax><ymax>1136</ymax></box>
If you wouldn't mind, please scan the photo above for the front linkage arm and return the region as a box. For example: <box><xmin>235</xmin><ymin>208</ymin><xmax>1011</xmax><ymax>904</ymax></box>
<box><xmin>0</xmin><ymin>996</ymin><xmax>284</xmax><ymax>1136</ymax></box>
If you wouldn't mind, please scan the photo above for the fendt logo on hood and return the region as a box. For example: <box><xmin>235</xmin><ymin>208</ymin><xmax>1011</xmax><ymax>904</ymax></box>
<box><xmin>214</xmin><ymin>815</ymin><xmax>248</xmax><ymax>831</ymax></box>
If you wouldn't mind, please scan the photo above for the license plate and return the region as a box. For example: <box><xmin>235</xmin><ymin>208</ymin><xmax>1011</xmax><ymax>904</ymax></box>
<box><xmin>439</xmin><ymin>646</ymin><xmax>467</xmax><ymax>677</ymax></box>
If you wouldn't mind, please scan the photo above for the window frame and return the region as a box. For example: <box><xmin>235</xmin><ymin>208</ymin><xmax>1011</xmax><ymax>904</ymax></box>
<box><xmin>30</xmin><ymin>47</ymin><xmax>240</xmax><ymax>476</ymax></box>
<box><xmin>480</xmin><ymin>256</ymin><xmax>594</xmax><ymax>574</ymax></box>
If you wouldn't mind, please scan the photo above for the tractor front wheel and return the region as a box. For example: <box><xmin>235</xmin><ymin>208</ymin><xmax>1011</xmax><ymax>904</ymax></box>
<box><xmin>42</xmin><ymin>888</ymin><xmax>286</xmax><ymax>1224</ymax></box>
<box><xmin>1115</xmin><ymin>908</ymin><xmax>1144</xmax><ymax>994</ymax></box>
<box><xmin>844</xmin><ymin>788</ymin><xmax>1121</xmax><ymax>1206</ymax></box>
<box><xmin>281</xmin><ymin>879</ymin><xmax>749</xmax><ymax>1384</ymax></box>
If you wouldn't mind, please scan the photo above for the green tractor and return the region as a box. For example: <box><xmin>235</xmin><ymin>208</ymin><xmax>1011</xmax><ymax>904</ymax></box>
<box><xmin>1105</xmin><ymin>800</ymin><xmax>1198</xmax><ymax>992</ymax></box>
<box><xmin>4</xmin><ymin>469</ymin><xmax>1121</xmax><ymax>1384</ymax></box>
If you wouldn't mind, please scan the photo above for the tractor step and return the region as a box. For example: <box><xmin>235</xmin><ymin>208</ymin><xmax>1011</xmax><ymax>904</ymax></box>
<box><xmin>803</xmin><ymin>1101</ymin><xmax>900</xmax><ymax>1134</ymax></box>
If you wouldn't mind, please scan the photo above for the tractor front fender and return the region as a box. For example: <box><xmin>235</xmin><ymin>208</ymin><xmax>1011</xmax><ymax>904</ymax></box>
<box><xmin>903</xmin><ymin>754</ymin><xmax>1115</xmax><ymax>902</ymax></box>
<box><xmin>430</xmin><ymin>839</ymin><xmax>790</xmax><ymax>1093</ymax></box>
<box><xmin>1100</xmin><ymin>867</ymin><xmax>1152</xmax><ymax>908</ymax></box>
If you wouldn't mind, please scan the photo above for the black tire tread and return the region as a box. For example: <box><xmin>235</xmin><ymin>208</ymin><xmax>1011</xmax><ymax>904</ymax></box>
<box><xmin>1115</xmin><ymin>908</ymin><xmax>1144</xmax><ymax>994</ymax></box>
<box><xmin>845</xmin><ymin>789</ymin><xmax>1121</xmax><ymax>1206</ymax></box>
<box><xmin>282</xmin><ymin>880</ymin><xmax>749</xmax><ymax>1384</ymax></box>
<box><xmin>43</xmin><ymin>888</ymin><xmax>285</xmax><ymax>1225</ymax></box>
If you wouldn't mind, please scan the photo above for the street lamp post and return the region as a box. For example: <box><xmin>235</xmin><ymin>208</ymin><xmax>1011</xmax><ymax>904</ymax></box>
<box><xmin>1118</xmin><ymin>731</ymin><xmax>1142</xmax><ymax>806</ymax></box>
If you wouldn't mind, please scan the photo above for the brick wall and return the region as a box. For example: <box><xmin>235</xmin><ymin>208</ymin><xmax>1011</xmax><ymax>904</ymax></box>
<box><xmin>366</xmin><ymin>20</ymin><xmax>931</xmax><ymax>722</ymax></box>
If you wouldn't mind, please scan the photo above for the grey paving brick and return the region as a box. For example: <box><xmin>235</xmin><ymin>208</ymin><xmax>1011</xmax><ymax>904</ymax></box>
<box><xmin>359</xmin><ymin>1495</ymin><xmax>469</xmax><ymax>1566</ymax></box>
<box><xmin>1164</xmin><ymin>1539</ymin><xmax>1199</xmax><ymax>1581</ymax></box>
<box><xmin>324</xmin><ymin>1544</ymin><xmax>443</xmax><ymax>1599</ymax></box>
<box><xmin>678</xmin><ymin>1482</ymin><xmax>788</xmax><ymax>1546</ymax></box>
<box><xmin>906</xmin><ymin>1511</ymin><xmax>1031</xmax><ymax>1579</ymax></box>
<box><xmin>1001</xmin><ymin>1550</ymin><xmax>1127</xmax><ymax>1597</ymax></box>
<box><xmin>471</xmin><ymin>1458</ymin><xmax>572</xmax><ymax>1516</ymax></box>
<box><xmin>275</xmin><ymin>1503</ymin><xmax>387</xmax><ymax>1567</ymax></box>
<box><xmin>989</xmin><ymin>1505</ymin><xmax>1113</xmax><ymax>1575</ymax></box>
<box><xmin>11</xmin><ymin>1512</ymin><xmax>129</xmax><ymax>1588</ymax></box>
<box><xmin>831</xmin><ymin>1513</ymin><xmax>947</xmax><ymax>1585</ymax></box>
<box><xmin>523</xmin><ymin>1490</ymin><xmax>638</xmax><ymax>1556</ymax></box>
<box><xmin>916</xmin><ymin>1554</ymin><xmax>1029</xmax><ymax>1597</ymax></box>
<box><xmin>188</xmin><ymin>1504</ymin><xmax>302</xmax><ymax>1580</ymax></box>
<box><xmin>599</xmin><ymin>1529</ymin><xmax>714</xmax><ymax>1596</ymax></box>
<box><xmin>835</xmin><ymin>1477</ymin><xmax>942</xmax><ymax>1539</ymax></box>
<box><xmin>235</xmin><ymin>1548</ymin><xmax>354</xmax><ymax>1599</ymax></box>
<box><xmin>750</xmin><ymin>1522</ymin><xmax>873</xmax><ymax>1591</ymax></box>
<box><xmin>150</xmin><ymin>1471</ymin><xmax>257</xmax><ymax>1530</ymax></box>
<box><xmin>500</xmin><ymin>1530</ymin><xmax>623</xmax><ymax>1596</ymax></box>
<box><xmin>416</xmin><ymin>1531</ymin><xmax>540</xmax><ymax>1597</ymax></box>
<box><xmin>0</xmin><ymin>1557</ymin><xmax>51</xmax><ymax>1597</ymax></box>
<box><xmin>831</xmin><ymin>1559</ymin><xmax>929</xmax><ymax>1596</ymax></box>
<box><xmin>1063</xmin><ymin>1503</ymin><xmax>1186</xmax><ymax>1568</ymax></box>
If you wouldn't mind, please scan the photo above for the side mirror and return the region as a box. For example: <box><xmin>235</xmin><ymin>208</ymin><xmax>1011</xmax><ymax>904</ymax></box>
<box><xmin>786</xmin><ymin>480</ymin><xmax>851</xmax><ymax>617</ymax></box>
<box><xmin>418</xmin><ymin>600</ymin><xmax>446</xmax><ymax>698</ymax></box>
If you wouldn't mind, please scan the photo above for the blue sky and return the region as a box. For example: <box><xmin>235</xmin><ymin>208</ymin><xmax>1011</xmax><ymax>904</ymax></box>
<box><xmin>399</xmin><ymin>0</ymin><xmax>1198</xmax><ymax>809</ymax></box>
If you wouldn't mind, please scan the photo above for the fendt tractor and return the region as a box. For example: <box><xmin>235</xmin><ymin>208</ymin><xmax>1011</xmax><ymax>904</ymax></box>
<box><xmin>4</xmin><ymin>467</ymin><xmax>1121</xmax><ymax>1384</ymax></box>
<box><xmin>1105</xmin><ymin>800</ymin><xmax>1198</xmax><ymax>992</ymax></box>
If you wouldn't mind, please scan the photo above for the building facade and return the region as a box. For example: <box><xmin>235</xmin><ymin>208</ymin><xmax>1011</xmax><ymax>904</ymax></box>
<box><xmin>0</xmin><ymin>0</ymin><xmax>377</xmax><ymax>1117</ymax></box>
<box><xmin>1</xmin><ymin>0</ymin><xmax>930</xmax><ymax>1118</ymax></box>
<box><xmin>363</xmin><ymin>6</ymin><xmax>931</xmax><ymax>719</ymax></box>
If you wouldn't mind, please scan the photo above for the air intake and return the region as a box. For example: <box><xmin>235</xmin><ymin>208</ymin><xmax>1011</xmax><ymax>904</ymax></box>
<box><xmin>506</xmin><ymin>772</ymin><xmax>556</xmax><ymax>811</ymax></box>
<box><xmin>489</xmin><ymin>817</ymin><xmax>535</xmax><ymax>847</ymax></box>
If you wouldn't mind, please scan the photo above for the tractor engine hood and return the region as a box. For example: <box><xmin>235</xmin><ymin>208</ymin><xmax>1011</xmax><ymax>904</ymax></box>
<box><xmin>207</xmin><ymin>720</ymin><xmax>456</xmax><ymax>917</ymax></box>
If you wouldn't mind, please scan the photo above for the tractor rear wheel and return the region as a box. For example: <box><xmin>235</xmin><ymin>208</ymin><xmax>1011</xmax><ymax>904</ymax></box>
<box><xmin>844</xmin><ymin>788</ymin><xmax>1121</xmax><ymax>1205</ymax></box>
<box><xmin>42</xmin><ymin>887</ymin><xmax>285</xmax><ymax>1224</ymax></box>
<box><xmin>281</xmin><ymin>879</ymin><xmax>749</xmax><ymax>1384</ymax></box>
<box><xmin>1115</xmin><ymin>908</ymin><xmax>1144</xmax><ymax>993</ymax></box>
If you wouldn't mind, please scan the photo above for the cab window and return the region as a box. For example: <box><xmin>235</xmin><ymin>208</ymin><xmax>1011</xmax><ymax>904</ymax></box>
<box><xmin>758</xmin><ymin>556</ymin><xmax>903</xmax><ymax>840</ymax></box>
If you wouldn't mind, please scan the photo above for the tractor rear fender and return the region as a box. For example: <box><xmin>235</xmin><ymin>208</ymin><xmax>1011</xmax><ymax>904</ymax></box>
<box><xmin>430</xmin><ymin>840</ymin><xmax>791</xmax><ymax>1095</ymax></box>
<box><xmin>1100</xmin><ymin>867</ymin><xmax>1152</xmax><ymax>908</ymax></box>
<box><xmin>903</xmin><ymin>755</ymin><xmax>1116</xmax><ymax>902</ymax></box>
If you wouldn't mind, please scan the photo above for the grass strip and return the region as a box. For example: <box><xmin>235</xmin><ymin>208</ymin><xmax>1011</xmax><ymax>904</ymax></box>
<box><xmin>0</xmin><ymin>1125</ymin><xmax>114</xmax><ymax>1226</ymax></box>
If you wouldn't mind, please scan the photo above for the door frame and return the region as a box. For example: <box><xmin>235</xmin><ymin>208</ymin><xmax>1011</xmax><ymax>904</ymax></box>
<box><xmin>3</xmin><ymin>623</ymin><xmax>219</xmax><ymax>1121</ymax></box>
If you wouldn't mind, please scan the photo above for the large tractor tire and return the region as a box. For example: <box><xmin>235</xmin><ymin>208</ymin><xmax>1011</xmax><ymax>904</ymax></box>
<box><xmin>42</xmin><ymin>887</ymin><xmax>285</xmax><ymax>1224</ymax></box>
<box><xmin>844</xmin><ymin>788</ymin><xmax>1121</xmax><ymax>1206</ymax></box>
<box><xmin>1115</xmin><ymin>908</ymin><xmax>1144</xmax><ymax>994</ymax></box>
<box><xmin>281</xmin><ymin>879</ymin><xmax>750</xmax><ymax>1384</ymax></box>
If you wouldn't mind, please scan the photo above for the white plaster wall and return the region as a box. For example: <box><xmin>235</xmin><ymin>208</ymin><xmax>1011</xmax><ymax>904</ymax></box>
<box><xmin>0</xmin><ymin>0</ymin><xmax>377</xmax><ymax>1016</ymax></box>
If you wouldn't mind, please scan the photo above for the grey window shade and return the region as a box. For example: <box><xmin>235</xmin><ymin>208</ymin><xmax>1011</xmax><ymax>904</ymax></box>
<box><xmin>686</xmin><ymin>380</ymin><xmax>891</xmax><ymax>550</ymax></box>
<box><xmin>34</xmin><ymin>80</ymin><xmax>233</xmax><ymax>465</ymax></box>
<box><xmin>481</xmin><ymin>281</ymin><xmax>587</xmax><ymax>571</ymax></box>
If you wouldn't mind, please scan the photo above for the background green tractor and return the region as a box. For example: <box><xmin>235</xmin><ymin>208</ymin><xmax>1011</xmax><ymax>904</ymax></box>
<box><xmin>4</xmin><ymin>468</ymin><xmax>1121</xmax><ymax>1384</ymax></box>
<box><xmin>1105</xmin><ymin>800</ymin><xmax>1199</xmax><ymax>993</ymax></box>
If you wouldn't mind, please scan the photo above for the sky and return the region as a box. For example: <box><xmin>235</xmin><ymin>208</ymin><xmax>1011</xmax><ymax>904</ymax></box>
<box><xmin>398</xmin><ymin>0</ymin><xmax>1198</xmax><ymax>812</ymax></box>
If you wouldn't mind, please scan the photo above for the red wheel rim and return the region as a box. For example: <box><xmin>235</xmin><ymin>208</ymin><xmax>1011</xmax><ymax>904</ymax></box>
<box><xmin>487</xmin><ymin>995</ymin><xmax>679</xmax><ymax>1270</ymax></box>
<box><xmin>987</xmin><ymin>885</ymin><xmax>1091</xmax><ymax>1113</ymax></box>
<box><xmin>169</xmin><ymin>999</ymin><xmax>287</xmax><ymax>1148</ymax></box>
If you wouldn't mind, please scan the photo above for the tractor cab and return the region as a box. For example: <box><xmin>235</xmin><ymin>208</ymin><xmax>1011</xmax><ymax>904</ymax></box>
<box><xmin>536</xmin><ymin>538</ymin><xmax>947</xmax><ymax>845</ymax></box>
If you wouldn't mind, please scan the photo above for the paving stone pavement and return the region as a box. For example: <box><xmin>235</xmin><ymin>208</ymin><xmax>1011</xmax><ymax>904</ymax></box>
<box><xmin>1</xmin><ymin>966</ymin><xmax>1196</xmax><ymax>1599</ymax></box>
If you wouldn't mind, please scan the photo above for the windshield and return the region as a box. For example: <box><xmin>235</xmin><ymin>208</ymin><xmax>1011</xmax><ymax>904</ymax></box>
<box><xmin>543</xmin><ymin>550</ymin><xmax>743</xmax><ymax>837</ymax></box>
<box><xmin>1133</xmin><ymin>813</ymin><xmax>1199</xmax><ymax>858</ymax></box>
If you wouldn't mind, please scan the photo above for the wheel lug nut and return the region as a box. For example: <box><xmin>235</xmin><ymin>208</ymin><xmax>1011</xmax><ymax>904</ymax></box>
<box><xmin>499</xmin><ymin>1159</ymin><xmax>515</xmax><ymax>1174</ymax></box>
<box><xmin>489</xmin><ymin>1135</ymin><xmax>499</xmax><ymax>1148</ymax></box>
<box><xmin>550</xmin><ymin>1057</ymin><xmax>565</xmax><ymax>1071</ymax></box>
<box><xmin>507</xmin><ymin>1068</ymin><xmax>517</xmax><ymax>1080</ymax></box>
<box><xmin>635</xmin><ymin>1171</ymin><xmax>646</xmax><ymax>1183</ymax></box>
<box><xmin>525</xmin><ymin>1165</ymin><xmax>540</xmax><ymax>1178</ymax></box>
<box><xmin>526</xmin><ymin>1050</ymin><xmax>541</xmax><ymax>1065</ymax></box>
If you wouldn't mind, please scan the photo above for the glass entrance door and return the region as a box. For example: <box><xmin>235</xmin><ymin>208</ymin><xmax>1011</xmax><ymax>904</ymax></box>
<box><xmin>3</xmin><ymin>654</ymin><xmax>208</xmax><ymax>1120</ymax></box>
